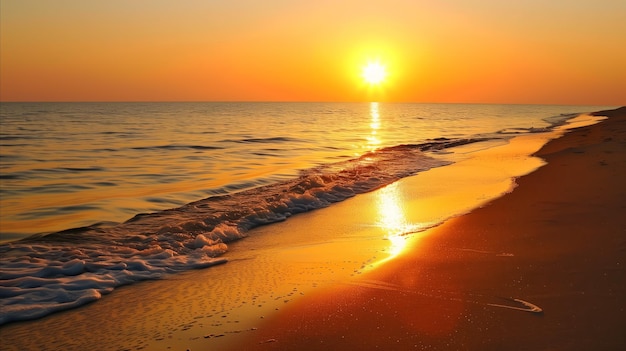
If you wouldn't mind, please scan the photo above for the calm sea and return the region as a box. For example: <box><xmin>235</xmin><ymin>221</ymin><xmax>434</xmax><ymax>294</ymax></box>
<box><xmin>0</xmin><ymin>102</ymin><xmax>612</xmax><ymax>324</ymax></box>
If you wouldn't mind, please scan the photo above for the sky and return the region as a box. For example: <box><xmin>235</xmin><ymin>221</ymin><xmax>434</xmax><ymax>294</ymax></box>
<box><xmin>1</xmin><ymin>0</ymin><xmax>625</xmax><ymax>104</ymax></box>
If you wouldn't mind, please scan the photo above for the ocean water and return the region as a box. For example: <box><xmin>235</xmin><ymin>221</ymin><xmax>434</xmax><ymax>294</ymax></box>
<box><xmin>0</xmin><ymin>102</ymin><xmax>611</xmax><ymax>324</ymax></box>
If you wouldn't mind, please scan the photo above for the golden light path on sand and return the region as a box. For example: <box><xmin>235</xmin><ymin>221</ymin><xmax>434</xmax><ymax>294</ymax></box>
<box><xmin>376</xmin><ymin>183</ymin><xmax>416</xmax><ymax>258</ymax></box>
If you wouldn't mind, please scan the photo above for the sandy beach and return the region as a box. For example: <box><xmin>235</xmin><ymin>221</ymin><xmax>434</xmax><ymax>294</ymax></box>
<box><xmin>227</xmin><ymin>106</ymin><xmax>626</xmax><ymax>351</ymax></box>
<box><xmin>0</xmin><ymin>107</ymin><xmax>624</xmax><ymax>351</ymax></box>
<box><xmin>3</xmin><ymin>1</ymin><xmax>625</xmax><ymax>349</ymax></box>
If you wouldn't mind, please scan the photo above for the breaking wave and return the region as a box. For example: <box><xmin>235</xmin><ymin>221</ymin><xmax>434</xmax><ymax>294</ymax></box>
<box><xmin>0</xmin><ymin>137</ymin><xmax>486</xmax><ymax>325</ymax></box>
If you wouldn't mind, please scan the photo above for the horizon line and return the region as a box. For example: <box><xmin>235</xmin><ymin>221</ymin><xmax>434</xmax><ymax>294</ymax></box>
<box><xmin>0</xmin><ymin>100</ymin><xmax>619</xmax><ymax>107</ymax></box>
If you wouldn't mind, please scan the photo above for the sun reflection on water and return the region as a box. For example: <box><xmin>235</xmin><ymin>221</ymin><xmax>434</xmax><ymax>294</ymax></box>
<box><xmin>366</xmin><ymin>102</ymin><xmax>381</xmax><ymax>150</ymax></box>
<box><xmin>360</xmin><ymin>103</ymin><xmax>429</xmax><ymax>267</ymax></box>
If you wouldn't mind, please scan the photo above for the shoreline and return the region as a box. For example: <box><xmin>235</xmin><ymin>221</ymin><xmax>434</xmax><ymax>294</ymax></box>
<box><xmin>228</xmin><ymin>106</ymin><xmax>626</xmax><ymax>350</ymax></box>
<box><xmin>0</xmin><ymin>107</ymin><xmax>623</xmax><ymax>350</ymax></box>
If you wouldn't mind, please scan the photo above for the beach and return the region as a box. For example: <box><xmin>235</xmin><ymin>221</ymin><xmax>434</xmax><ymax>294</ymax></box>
<box><xmin>0</xmin><ymin>106</ymin><xmax>624</xmax><ymax>350</ymax></box>
<box><xmin>226</xmin><ymin>106</ymin><xmax>626</xmax><ymax>350</ymax></box>
<box><xmin>3</xmin><ymin>0</ymin><xmax>625</xmax><ymax>349</ymax></box>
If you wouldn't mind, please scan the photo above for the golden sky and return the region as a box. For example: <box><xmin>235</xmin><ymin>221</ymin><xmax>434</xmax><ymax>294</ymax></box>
<box><xmin>1</xmin><ymin>0</ymin><xmax>624</xmax><ymax>104</ymax></box>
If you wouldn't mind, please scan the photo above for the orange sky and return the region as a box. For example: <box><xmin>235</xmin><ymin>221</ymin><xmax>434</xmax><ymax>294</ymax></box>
<box><xmin>1</xmin><ymin>0</ymin><xmax>625</xmax><ymax>104</ymax></box>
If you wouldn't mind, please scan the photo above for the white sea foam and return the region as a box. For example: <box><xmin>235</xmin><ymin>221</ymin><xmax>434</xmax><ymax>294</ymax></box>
<box><xmin>0</xmin><ymin>240</ymin><xmax>227</xmax><ymax>324</ymax></box>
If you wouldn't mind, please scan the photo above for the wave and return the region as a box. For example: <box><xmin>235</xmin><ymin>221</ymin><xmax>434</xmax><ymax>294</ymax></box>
<box><xmin>0</xmin><ymin>137</ymin><xmax>488</xmax><ymax>325</ymax></box>
<box><xmin>130</xmin><ymin>144</ymin><xmax>224</xmax><ymax>151</ymax></box>
<box><xmin>220</xmin><ymin>136</ymin><xmax>304</xmax><ymax>144</ymax></box>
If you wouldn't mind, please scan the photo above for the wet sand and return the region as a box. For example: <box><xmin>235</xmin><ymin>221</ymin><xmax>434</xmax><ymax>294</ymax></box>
<box><xmin>229</xmin><ymin>107</ymin><xmax>626</xmax><ymax>350</ymax></box>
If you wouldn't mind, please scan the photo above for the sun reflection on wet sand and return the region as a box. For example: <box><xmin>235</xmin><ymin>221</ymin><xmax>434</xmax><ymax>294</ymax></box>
<box><xmin>375</xmin><ymin>182</ymin><xmax>424</xmax><ymax>263</ymax></box>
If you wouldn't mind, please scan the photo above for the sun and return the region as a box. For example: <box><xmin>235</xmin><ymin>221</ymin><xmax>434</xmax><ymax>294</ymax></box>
<box><xmin>362</xmin><ymin>61</ymin><xmax>387</xmax><ymax>85</ymax></box>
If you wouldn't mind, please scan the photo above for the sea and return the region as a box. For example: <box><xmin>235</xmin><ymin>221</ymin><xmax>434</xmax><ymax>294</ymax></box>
<box><xmin>0</xmin><ymin>102</ymin><xmax>613</xmax><ymax>325</ymax></box>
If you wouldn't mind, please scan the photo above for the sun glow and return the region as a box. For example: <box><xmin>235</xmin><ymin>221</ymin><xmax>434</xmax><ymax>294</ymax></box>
<box><xmin>362</xmin><ymin>61</ymin><xmax>387</xmax><ymax>85</ymax></box>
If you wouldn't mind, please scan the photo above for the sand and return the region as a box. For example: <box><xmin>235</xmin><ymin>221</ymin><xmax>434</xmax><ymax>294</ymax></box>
<box><xmin>0</xmin><ymin>107</ymin><xmax>623</xmax><ymax>351</ymax></box>
<box><xmin>228</xmin><ymin>106</ymin><xmax>626</xmax><ymax>350</ymax></box>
